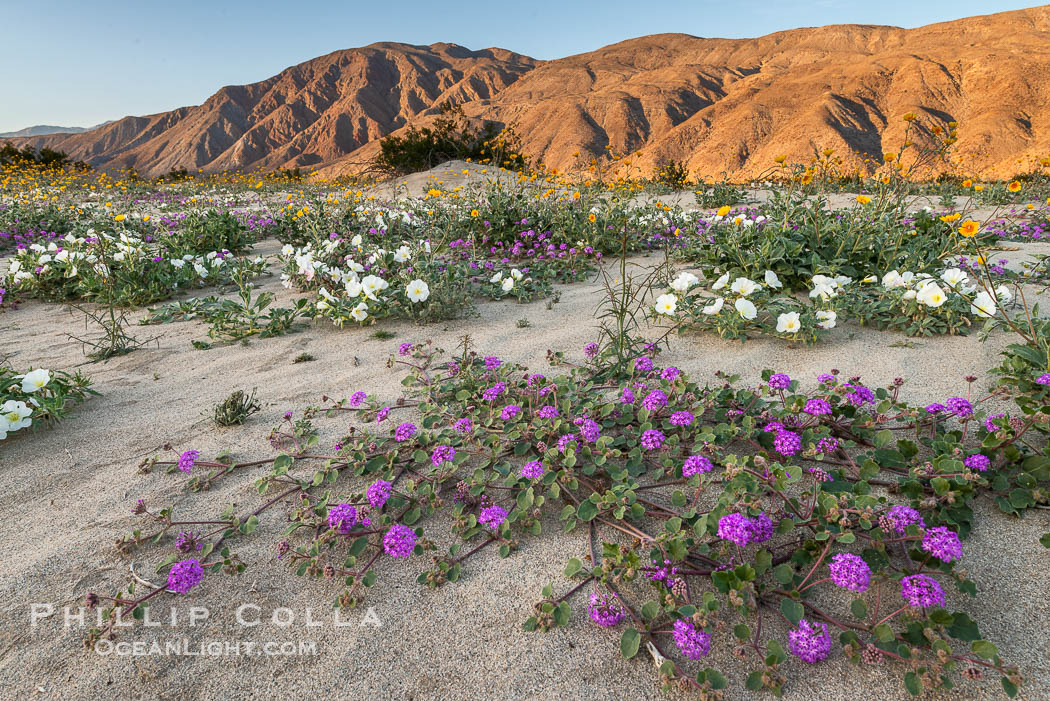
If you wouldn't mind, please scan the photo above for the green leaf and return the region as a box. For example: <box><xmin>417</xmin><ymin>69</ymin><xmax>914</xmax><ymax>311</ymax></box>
<box><xmin>904</xmin><ymin>672</ymin><xmax>921</xmax><ymax>696</ymax></box>
<box><xmin>620</xmin><ymin>628</ymin><xmax>641</xmax><ymax>659</ymax></box>
<box><xmin>576</xmin><ymin>501</ymin><xmax>599</xmax><ymax>521</ymax></box>
<box><xmin>563</xmin><ymin>558</ymin><xmax>582</xmax><ymax>578</ymax></box>
<box><xmin>745</xmin><ymin>670</ymin><xmax>764</xmax><ymax>691</ymax></box>
<box><xmin>1002</xmin><ymin>677</ymin><xmax>1018</xmax><ymax>698</ymax></box>
<box><xmin>850</xmin><ymin>599</ymin><xmax>868</xmax><ymax>620</ymax></box>
<box><xmin>704</xmin><ymin>668</ymin><xmax>727</xmax><ymax>690</ymax></box>
<box><xmin>971</xmin><ymin>640</ymin><xmax>998</xmax><ymax>660</ymax></box>
<box><xmin>734</xmin><ymin>624</ymin><xmax>751</xmax><ymax>641</ymax></box>
<box><xmin>873</xmin><ymin>624</ymin><xmax>895</xmax><ymax>643</ymax></box>
<box><xmin>780</xmin><ymin>599</ymin><xmax>804</xmax><ymax>625</ymax></box>
<box><xmin>773</xmin><ymin>563</ymin><xmax>794</xmax><ymax>586</ymax></box>
<box><xmin>641</xmin><ymin>601</ymin><xmax>661</xmax><ymax>620</ymax></box>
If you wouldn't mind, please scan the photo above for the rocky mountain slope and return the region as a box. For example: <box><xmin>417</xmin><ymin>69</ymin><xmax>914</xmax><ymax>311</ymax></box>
<box><xmin>16</xmin><ymin>6</ymin><xmax>1050</xmax><ymax>179</ymax></box>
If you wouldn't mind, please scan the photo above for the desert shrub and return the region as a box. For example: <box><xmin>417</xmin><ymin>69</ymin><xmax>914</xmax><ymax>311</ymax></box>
<box><xmin>163</xmin><ymin>209</ymin><xmax>254</xmax><ymax>256</ymax></box>
<box><xmin>374</xmin><ymin>104</ymin><xmax>527</xmax><ymax>175</ymax></box>
<box><xmin>693</xmin><ymin>176</ymin><xmax>744</xmax><ymax>208</ymax></box>
<box><xmin>0</xmin><ymin>141</ymin><xmax>70</xmax><ymax>167</ymax></box>
<box><xmin>652</xmin><ymin>160</ymin><xmax>691</xmax><ymax>190</ymax></box>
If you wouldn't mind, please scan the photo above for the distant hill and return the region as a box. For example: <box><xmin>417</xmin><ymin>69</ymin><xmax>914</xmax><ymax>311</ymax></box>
<box><xmin>0</xmin><ymin>123</ymin><xmax>111</xmax><ymax>138</ymax></box>
<box><xmin>13</xmin><ymin>6</ymin><xmax>1050</xmax><ymax>179</ymax></box>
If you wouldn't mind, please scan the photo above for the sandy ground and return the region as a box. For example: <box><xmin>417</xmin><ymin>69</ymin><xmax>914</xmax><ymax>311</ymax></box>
<box><xmin>1</xmin><ymin>197</ymin><xmax>1049</xmax><ymax>700</ymax></box>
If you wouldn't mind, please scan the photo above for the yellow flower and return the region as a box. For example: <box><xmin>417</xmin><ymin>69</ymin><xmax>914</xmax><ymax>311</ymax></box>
<box><xmin>716</xmin><ymin>205</ymin><xmax>731</xmax><ymax>217</ymax></box>
<box><xmin>962</xmin><ymin>179</ymin><xmax>972</xmax><ymax>188</ymax></box>
<box><xmin>1007</xmin><ymin>180</ymin><xmax>1022</xmax><ymax>193</ymax></box>
<box><xmin>880</xmin><ymin>175</ymin><xmax>891</xmax><ymax>185</ymax></box>
<box><xmin>903</xmin><ymin>112</ymin><xmax>917</xmax><ymax>122</ymax></box>
<box><xmin>974</xmin><ymin>184</ymin><xmax>983</xmax><ymax>192</ymax></box>
<box><xmin>114</xmin><ymin>214</ymin><xmax>125</xmax><ymax>222</ymax></box>
<box><xmin>588</xmin><ymin>213</ymin><xmax>596</xmax><ymax>223</ymax></box>
<box><xmin>470</xmin><ymin>209</ymin><xmax>479</xmax><ymax>217</ymax></box>
<box><xmin>774</xmin><ymin>155</ymin><xmax>786</xmax><ymax>164</ymax></box>
<box><xmin>958</xmin><ymin>220</ymin><xmax>980</xmax><ymax>238</ymax></box>
<box><xmin>883</xmin><ymin>153</ymin><xmax>895</xmax><ymax>162</ymax></box>
<box><xmin>855</xmin><ymin>195</ymin><xmax>871</xmax><ymax>205</ymax></box>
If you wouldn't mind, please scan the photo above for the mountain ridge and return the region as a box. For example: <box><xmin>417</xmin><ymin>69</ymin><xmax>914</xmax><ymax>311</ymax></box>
<box><xmin>12</xmin><ymin>6</ymin><xmax>1050</xmax><ymax>179</ymax></box>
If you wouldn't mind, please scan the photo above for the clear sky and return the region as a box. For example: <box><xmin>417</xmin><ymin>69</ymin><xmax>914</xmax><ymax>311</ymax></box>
<box><xmin>0</xmin><ymin>0</ymin><xmax>1041</xmax><ymax>132</ymax></box>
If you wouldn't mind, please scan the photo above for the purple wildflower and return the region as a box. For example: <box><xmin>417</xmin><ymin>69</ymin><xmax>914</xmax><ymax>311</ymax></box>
<box><xmin>750</xmin><ymin>513</ymin><xmax>774</xmax><ymax>543</ymax></box>
<box><xmin>642</xmin><ymin>390</ymin><xmax>668</xmax><ymax>411</ymax></box>
<box><xmin>537</xmin><ymin>405</ymin><xmax>559</xmax><ymax>419</ymax></box>
<box><xmin>900</xmin><ymin>574</ymin><xmax>946</xmax><ymax>608</ymax></box>
<box><xmin>394</xmin><ymin>422</ymin><xmax>417</xmax><ymax>442</ymax></box>
<box><xmin>845</xmin><ymin>384</ymin><xmax>875</xmax><ymax>406</ymax></box>
<box><xmin>672</xmin><ymin>619</ymin><xmax>711</xmax><ymax>660</ymax></box>
<box><xmin>479</xmin><ymin>504</ymin><xmax>508</xmax><ymax>530</ymax></box>
<box><xmin>579</xmin><ymin>419</ymin><xmax>601</xmax><ymax>443</ymax></box>
<box><xmin>327</xmin><ymin>504</ymin><xmax>358</xmax><ymax>533</ymax></box>
<box><xmin>661</xmin><ymin>366</ymin><xmax>682</xmax><ymax>381</ymax></box>
<box><xmin>583</xmin><ymin>342</ymin><xmax>599</xmax><ymax>359</ymax></box>
<box><xmin>501</xmin><ymin>404</ymin><xmax>522</xmax><ymax>420</ymax></box>
<box><xmin>683</xmin><ymin>455</ymin><xmax>713</xmax><ymax>476</ymax></box>
<box><xmin>816</xmin><ymin>436</ymin><xmax>838</xmax><ymax>454</ymax></box>
<box><xmin>166</xmin><ymin>559</ymin><xmax>204</xmax><ymax>594</ymax></box>
<box><xmin>376</xmin><ymin>407</ymin><xmax>391</xmax><ymax>423</ymax></box>
<box><xmin>774</xmin><ymin>429</ymin><xmax>802</xmax><ymax>456</ymax></box>
<box><xmin>482</xmin><ymin>382</ymin><xmax>508</xmax><ymax>402</ymax></box>
<box><xmin>925</xmin><ymin>403</ymin><xmax>946</xmax><ymax>414</ymax></box>
<box><xmin>768</xmin><ymin>373</ymin><xmax>791</xmax><ymax>390</ymax></box>
<box><xmin>921</xmin><ymin>526</ymin><xmax>963</xmax><ymax>563</ymax></box>
<box><xmin>454</xmin><ymin>418</ymin><xmax>474</xmax><ymax>434</ymax></box>
<box><xmin>885</xmin><ymin>505</ymin><xmax>925</xmax><ymax>534</ymax></box>
<box><xmin>828</xmin><ymin>553</ymin><xmax>871</xmax><ymax>593</ymax></box>
<box><xmin>804</xmin><ymin>399</ymin><xmax>832</xmax><ymax>416</ymax></box>
<box><xmin>964</xmin><ymin>454</ymin><xmax>991</xmax><ymax>472</ymax></box>
<box><xmin>717</xmin><ymin>513</ymin><xmax>753</xmax><ymax>547</ymax></box>
<box><xmin>431</xmin><ymin>445</ymin><xmax>456</xmax><ymax>466</ymax></box>
<box><xmin>984</xmin><ymin>413</ymin><xmax>1006</xmax><ymax>432</ymax></box>
<box><xmin>640</xmin><ymin>429</ymin><xmax>665</xmax><ymax>450</ymax></box>
<box><xmin>634</xmin><ymin>357</ymin><xmax>653</xmax><ymax>372</ymax></box>
<box><xmin>348</xmin><ymin>391</ymin><xmax>367</xmax><ymax>407</ymax></box>
<box><xmin>818</xmin><ymin>373</ymin><xmax>836</xmax><ymax>385</ymax></box>
<box><xmin>484</xmin><ymin>356</ymin><xmax>501</xmax><ymax>371</ymax></box>
<box><xmin>1036</xmin><ymin>373</ymin><xmax>1050</xmax><ymax>385</ymax></box>
<box><xmin>946</xmin><ymin>397</ymin><xmax>974</xmax><ymax>418</ymax></box>
<box><xmin>367</xmin><ymin>480</ymin><xmax>392</xmax><ymax>508</ymax></box>
<box><xmin>669</xmin><ymin>410</ymin><xmax>694</xmax><ymax>426</ymax></box>
<box><xmin>520</xmin><ymin>461</ymin><xmax>545</xmax><ymax>479</ymax></box>
<box><xmin>383</xmin><ymin>524</ymin><xmax>416</xmax><ymax>558</ymax></box>
<box><xmin>177</xmin><ymin>450</ymin><xmax>200</xmax><ymax>474</ymax></box>
<box><xmin>788</xmin><ymin>620</ymin><xmax>831</xmax><ymax>663</ymax></box>
<box><xmin>620</xmin><ymin>388</ymin><xmax>635</xmax><ymax>404</ymax></box>
<box><xmin>398</xmin><ymin>342</ymin><xmax>413</xmax><ymax>356</ymax></box>
<box><xmin>588</xmin><ymin>591</ymin><xmax>627</xmax><ymax>627</ymax></box>
<box><xmin>174</xmin><ymin>530</ymin><xmax>203</xmax><ymax>553</ymax></box>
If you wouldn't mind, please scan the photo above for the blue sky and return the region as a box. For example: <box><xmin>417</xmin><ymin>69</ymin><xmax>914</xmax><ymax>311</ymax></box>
<box><xmin>0</xmin><ymin>0</ymin><xmax>1040</xmax><ymax>132</ymax></box>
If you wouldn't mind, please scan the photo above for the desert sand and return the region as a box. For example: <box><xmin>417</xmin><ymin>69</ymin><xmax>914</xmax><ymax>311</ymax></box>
<box><xmin>1</xmin><ymin>182</ymin><xmax>1049</xmax><ymax>701</ymax></box>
